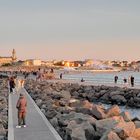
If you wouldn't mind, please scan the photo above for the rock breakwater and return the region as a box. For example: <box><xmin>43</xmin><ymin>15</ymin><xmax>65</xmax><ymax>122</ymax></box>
<box><xmin>0</xmin><ymin>79</ymin><xmax>8</xmax><ymax>140</ymax></box>
<box><xmin>25</xmin><ymin>80</ymin><xmax>140</xmax><ymax>140</ymax></box>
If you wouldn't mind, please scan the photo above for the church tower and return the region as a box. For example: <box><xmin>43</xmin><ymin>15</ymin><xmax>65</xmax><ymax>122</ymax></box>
<box><xmin>12</xmin><ymin>49</ymin><xmax>17</xmax><ymax>61</ymax></box>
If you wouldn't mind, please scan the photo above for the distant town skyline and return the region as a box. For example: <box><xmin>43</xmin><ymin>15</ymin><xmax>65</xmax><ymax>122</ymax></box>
<box><xmin>0</xmin><ymin>0</ymin><xmax>140</xmax><ymax>61</ymax></box>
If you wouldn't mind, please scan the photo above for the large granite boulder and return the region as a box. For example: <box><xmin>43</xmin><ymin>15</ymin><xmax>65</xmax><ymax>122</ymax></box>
<box><xmin>58</xmin><ymin>112</ymin><xmax>96</xmax><ymax>127</ymax></box>
<box><xmin>134</xmin><ymin>121</ymin><xmax>140</xmax><ymax>128</ymax></box>
<box><xmin>95</xmin><ymin>116</ymin><xmax>124</xmax><ymax>135</ymax></box>
<box><xmin>110</xmin><ymin>95</ymin><xmax>127</xmax><ymax>104</ymax></box>
<box><xmin>60</xmin><ymin>90</ymin><xmax>71</xmax><ymax>100</ymax></box>
<box><xmin>113</xmin><ymin>122</ymin><xmax>136</xmax><ymax>139</ymax></box>
<box><xmin>65</xmin><ymin>120</ymin><xmax>96</xmax><ymax>140</ymax></box>
<box><xmin>120</xmin><ymin>111</ymin><xmax>131</xmax><ymax>122</ymax></box>
<box><xmin>69</xmin><ymin>99</ymin><xmax>81</xmax><ymax>108</ymax></box>
<box><xmin>132</xmin><ymin>128</ymin><xmax>140</xmax><ymax>140</ymax></box>
<box><xmin>100</xmin><ymin>131</ymin><xmax>121</xmax><ymax>140</ymax></box>
<box><xmin>91</xmin><ymin>105</ymin><xmax>106</xmax><ymax>119</ymax></box>
<box><xmin>45</xmin><ymin>109</ymin><xmax>57</xmax><ymax>119</ymax></box>
<box><xmin>0</xmin><ymin>124</ymin><xmax>6</xmax><ymax>135</ymax></box>
<box><xmin>106</xmin><ymin>105</ymin><xmax>120</xmax><ymax>118</ymax></box>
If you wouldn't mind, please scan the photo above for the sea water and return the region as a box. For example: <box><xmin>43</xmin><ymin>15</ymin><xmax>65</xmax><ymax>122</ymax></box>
<box><xmin>62</xmin><ymin>71</ymin><xmax>140</xmax><ymax>86</ymax></box>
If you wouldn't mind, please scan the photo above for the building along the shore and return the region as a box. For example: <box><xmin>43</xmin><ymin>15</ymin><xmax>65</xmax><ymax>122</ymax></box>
<box><xmin>0</xmin><ymin>49</ymin><xmax>17</xmax><ymax>66</ymax></box>
<box><xmin>23</xmin><ymin>59</ymin><xmax>42</xmax><ymax>66</ymax></box>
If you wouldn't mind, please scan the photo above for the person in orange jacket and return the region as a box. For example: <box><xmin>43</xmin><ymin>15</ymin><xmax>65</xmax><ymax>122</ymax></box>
<box><xmin>16</xmin><ymin>93</ymin><xmax>27</xmax><ymax>128</ymax></box>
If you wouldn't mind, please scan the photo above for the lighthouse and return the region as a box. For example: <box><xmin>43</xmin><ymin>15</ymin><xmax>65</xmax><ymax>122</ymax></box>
<box><xmin>12</xmin><ymin>49</ymin><xmax>17</xmax><ymax>62</ymax></box>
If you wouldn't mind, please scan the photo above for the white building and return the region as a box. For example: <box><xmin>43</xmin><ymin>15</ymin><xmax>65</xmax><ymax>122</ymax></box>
<box><xmin>24</xmin><ymin>59</ymin><xmax>41</xmax><ymax>66</ymax></box>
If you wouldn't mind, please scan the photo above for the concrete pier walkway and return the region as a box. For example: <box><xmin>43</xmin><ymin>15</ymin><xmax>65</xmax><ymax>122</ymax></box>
<box><xmin>8</xmin><ymin>88</ymin><xmax>62</xmax><ymax>140</ymax></box>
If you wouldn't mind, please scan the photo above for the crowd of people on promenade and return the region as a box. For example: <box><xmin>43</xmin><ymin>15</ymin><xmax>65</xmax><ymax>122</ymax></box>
<box><xmin>8</xmin><ymin>75</ymin><xmax>27</xmax><ymax>129</ymax></box>
<box><xmin>6</xmin><ymin>68</ymin><xmax>55</xmax><ymax>129</ymax></box>
<box><xmin>8</xmin><ymin>76</ymin><xmax>25</xmax><ymax>94</ymax></box>
<box><xmin>36</xmin><ymin>68</ymin><xmax>55</xmax><ymax>81</ymax></box>
<box><xmin>114</xmin><ymin>75</ymin><xmax>135</xmax><ymax>87</ymax></box>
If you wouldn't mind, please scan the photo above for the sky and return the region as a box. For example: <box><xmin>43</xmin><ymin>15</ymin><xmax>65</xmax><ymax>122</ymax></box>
<box><xmin>0</xmin><ymin>0</ymin><xmax>140</xmax><ymax>61</ymax></box>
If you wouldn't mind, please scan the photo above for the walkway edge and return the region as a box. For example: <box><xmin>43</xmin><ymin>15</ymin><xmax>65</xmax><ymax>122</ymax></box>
<box><xmin>23</xmin><ymin>88</ymin><xmax>63</xmax><ymax>140</ymax></box>
<box><xmin>8</xmin><ymin>94</ymin><xmax>14</xmax><ymax>140</ymax></box>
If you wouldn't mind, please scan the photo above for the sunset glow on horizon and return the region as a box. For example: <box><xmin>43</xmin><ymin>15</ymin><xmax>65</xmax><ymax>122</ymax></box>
<box><xmin>0</xmin><ymin>0</ymin><xmax>140</xmax><ymax>61</ymax></box>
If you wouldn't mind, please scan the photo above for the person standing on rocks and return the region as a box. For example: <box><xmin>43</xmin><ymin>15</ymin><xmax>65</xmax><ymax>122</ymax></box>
<box><xmin>123</xmin><ymin>77</ymin><xmax>127</xmax><ymax>87</ymax></box>
<box><xmin>114</xmin><ymin>76</ymin><xmax>118</xmax><ymax>84</ymax></box>
<box><xmin>16</xmin><ymin>93</ymin><xmax>27</xmax><ymax>128</ymax></box>
<box><xmin>130</xmin><ymin>76</ymin><xmax>135</xmax><ymax>87</ymax></box>
<box><xmin>60</xmin><ymin>73</ymin><xmax>63</xmax><ymax>79</ymax></box>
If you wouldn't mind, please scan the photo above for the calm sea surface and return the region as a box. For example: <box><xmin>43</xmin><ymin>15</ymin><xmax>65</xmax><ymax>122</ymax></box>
<box><xmin>61</xmin><ymin>71</ymin><xmax>140</xmax><ymax>86</ymax></box>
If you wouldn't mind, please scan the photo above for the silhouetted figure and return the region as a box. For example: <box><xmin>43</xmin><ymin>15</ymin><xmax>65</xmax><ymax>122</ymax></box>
<box><xmin>60</xmin><ymin>73</ymin><xmax>63</xmax><ymax>79</ymax></box>
<box><xmin>130</xmin><ymin>76</ymin><xmax>135</xmax><ymax>87</ymax></box>
<box><xmin>114</xmin><ymin>76</ymin><xmax>118</xmax><ymax>84</ymax></box>
<box><xmin>9</xmin><ymin>77</ymin><xmax>16</xmax><ymax>93</ymax></box>
<box><xmin>123</xmin><ymin>77</ymin><xmax>127</xmax><ymax>87</ymax></box>
<box><xmin>123</xmin><ymin>77</ymin><xmax>127</xmax><ymax>84</ymax></box>
<box><xmin>50</xmin><ymin>68</ymin><xmax>54</xmax><ymax>73</ymax></box>
<box><xmin>81</xmin><ymin>78</ymin><xmax>85</xmax><ymax>82</ymax></box>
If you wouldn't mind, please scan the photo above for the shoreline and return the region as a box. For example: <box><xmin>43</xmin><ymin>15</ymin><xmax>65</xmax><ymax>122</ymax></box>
<box><xmin>47</xmin><ymin>79</ymin><xmax>140</xmax><ymax>90</ymax></box>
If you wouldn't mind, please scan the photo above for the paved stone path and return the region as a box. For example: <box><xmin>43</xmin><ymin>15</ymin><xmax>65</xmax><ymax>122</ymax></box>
<box><xmin>8</xmin><ymin>88</ymin><xmax>62</xmax><ymax>140</ymax></box>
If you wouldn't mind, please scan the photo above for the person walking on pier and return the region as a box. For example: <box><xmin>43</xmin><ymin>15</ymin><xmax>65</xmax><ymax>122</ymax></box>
<box><xmin>9</xmin><ymin>77</ymin><xmax>16</xmax><ymax>94</ymax></box>
<box><xmin>16</xmin><ymin>93</ymin><xmax>27</xmax><ymax>128</ymax></box>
